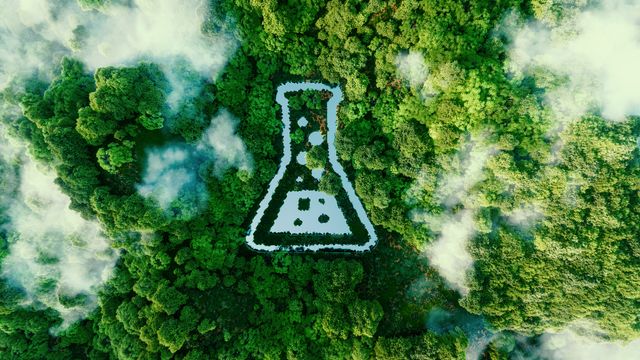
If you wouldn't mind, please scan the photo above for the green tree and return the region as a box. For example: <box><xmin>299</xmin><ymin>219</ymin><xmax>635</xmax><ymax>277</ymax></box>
<box><xmin>306</xmin><ymin>146</ymin><xmax>328</xmax><ymax>169</ymax></box>
<box><xmin>150</xmin><ymin>282</ymin><xmax>187</xmax><ymax>316</ymax></box>
<box><xmin>349</xmin><ymin>300</ymin><xmax>384</xmax><ymax>338</ymax></box>
<box><xmin>97</xmin><ymin>141</ymin><xmax>135</xmax><ymax>174</ymax></box>
<box><xmin>76</xmin><ymin>106</ymin><xmax>117</xmax><ymax>145</ymax></box>
<box><xmin>318</xmin><ymin>172</ymin><xmax>341</xmax><ymax>194</ymax></box>
<box><xmin>90</xmin><ymin>63</ymin><xmax>166</xmax><ymax>122</ymax></box>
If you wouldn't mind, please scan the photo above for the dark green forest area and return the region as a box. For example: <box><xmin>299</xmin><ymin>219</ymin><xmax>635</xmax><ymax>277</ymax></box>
<box><xmin>1</xmin><ymin>0</ymin><xmax>639</xmax><ymax>359</ymax></box>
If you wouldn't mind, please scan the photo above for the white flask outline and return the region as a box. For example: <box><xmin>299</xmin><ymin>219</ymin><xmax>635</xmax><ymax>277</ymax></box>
<box><xmin>246</xmin><ymin>82</ymin><xmax>377</xmax><ymax>252</ymax></box>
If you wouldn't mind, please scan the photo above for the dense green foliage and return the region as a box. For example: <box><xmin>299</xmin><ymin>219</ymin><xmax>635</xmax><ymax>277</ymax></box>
<box><xmin>1</xmin><ymin>0</ymin><xmax>639</xmax><ymax>359</ymax></box>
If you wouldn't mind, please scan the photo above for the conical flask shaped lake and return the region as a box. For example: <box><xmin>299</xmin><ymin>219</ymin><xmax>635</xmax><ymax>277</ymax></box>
<box><xmin>246</xmin><ymin>82</ymin><xmax>377</xmax><ymax>252</ymax></box>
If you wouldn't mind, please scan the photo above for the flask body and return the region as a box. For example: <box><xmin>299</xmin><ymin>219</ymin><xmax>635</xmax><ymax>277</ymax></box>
<box><xmin>246</xmin><ymin>82</ymin><xmax>377</xmax><ymax>252</ymax></box>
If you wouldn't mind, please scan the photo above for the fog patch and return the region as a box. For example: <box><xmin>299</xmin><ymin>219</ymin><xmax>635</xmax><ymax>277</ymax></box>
<box><xmin>0</xmin><ymin>125</ymin><xmax>24</xmax><ymax>163</ymax></box>
<box><xmin>0</xmin><ymin>0</ymin><xmax>77</xmax><ymax>89</ymax></box>
<box><xmin>396</xmin><ymin>51</ymin><xmax>428</xmax><ymax>87</ymax></box>
<box><xmin>537</xmin><ymin>328</ymin><xmax>640</xmax><ymax>360</ymax></box>
<box><xmin>77</xmin><ymin>0</ymin><xmax>236</xmax><ymax>75</ymax></box>
<box><xmin>395</xmin><ymin>50</ymin><xmax>457</xmax><ymax>100</ymax></box>
<box><xmin>0</xmin><ymin>148</ymin><xmax>118</xmax><ymax>332</ymax></box>
<box><xmin>506</xmin><ymin>0</ymin><xmax>640</xmax><ymax>123</ymax></box>
<box><xmin>426</xmin><ymin>307</ymin><xmax>498</xmax><ymax>360</ymax></box>
<box><xmin>411</xmin><ymin>136</ymin><xmax>496</xmax><ymax>295</ymax></box>
<box><xmin>136</xmin><ymin>145</ymin><xmax>204</xmax><ymax>217</ymax></box>
<box><xmin>197</xmin><ymin>109</ymin><xmax>252</xmax><ymax>176</ymax></box>
<box><xmin>415</xmin><ymin>210</ymin><xmax>476</xmax><ymax>295</ymax></box>
<box><xmin>137</xmin><ymin>109</ymin><xmax>252</xmax><ymax>217</ymax></box>
<box><xmin>78</xmin><ymin>0</ymin><xmax>237</xmax><ymax>108</ymax></box>
<box><xmin>0</xmin><ymin>0</ymin><xmax>237</xmax><ymax>108</ymax></box>
<box><xmin>0</xmin><ymin>0</ymin><xmax>239</xmax><ymax>332</ymax></box>
<box><xmin>435</xmin><ymin>141</ymin><xmax>497</xmax><ymax>208</ymax></box>
<box><xmin>505</xmin><ymin>204</ymin><xmax>544</xmax><ymax>229</ymax></box>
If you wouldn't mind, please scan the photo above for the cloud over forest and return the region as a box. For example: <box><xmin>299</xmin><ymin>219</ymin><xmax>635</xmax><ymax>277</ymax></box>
<box><xmin>137</xmin><ymin>109</ymin><xmax>252</xmax><ymax>218</ymax></box>
<box><xmin>506</xmin><ymin>0</ymin><xmax>640</xmax><ymax>123</ymax></box>
<box><xmin>0</xmin><ymin>146</ymin><xmax>118</xmax><ymax>331</ymax></box>
<box><xmin>411</xmin><ymin>136</ymin><xmax>496</xmax><ymax>295</ymax></box>
<box><xmin>0</xmin><ymin>0</ymin><xmax>240</xmax><ymax>329</ymax></box>
<box><xmin>538</xmin><ymin>327</ymin><xmax>640</xmax><ymax>360</ymax></box>
<box><xmin>0</xmin><ymin>0</ymin><xmax>237</xmax><ymax>105</ymax></box>
<box><xmin>396</xmin><ymin>51</ymin><xmax>428</xmax><ymax>88</ymax></box>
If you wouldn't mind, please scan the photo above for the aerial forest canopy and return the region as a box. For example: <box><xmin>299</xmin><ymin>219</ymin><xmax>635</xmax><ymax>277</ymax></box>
<box><xmin>0</xmin><ymin>0</ymin><xmax>639</xmax><ymax>359</ymax></box>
